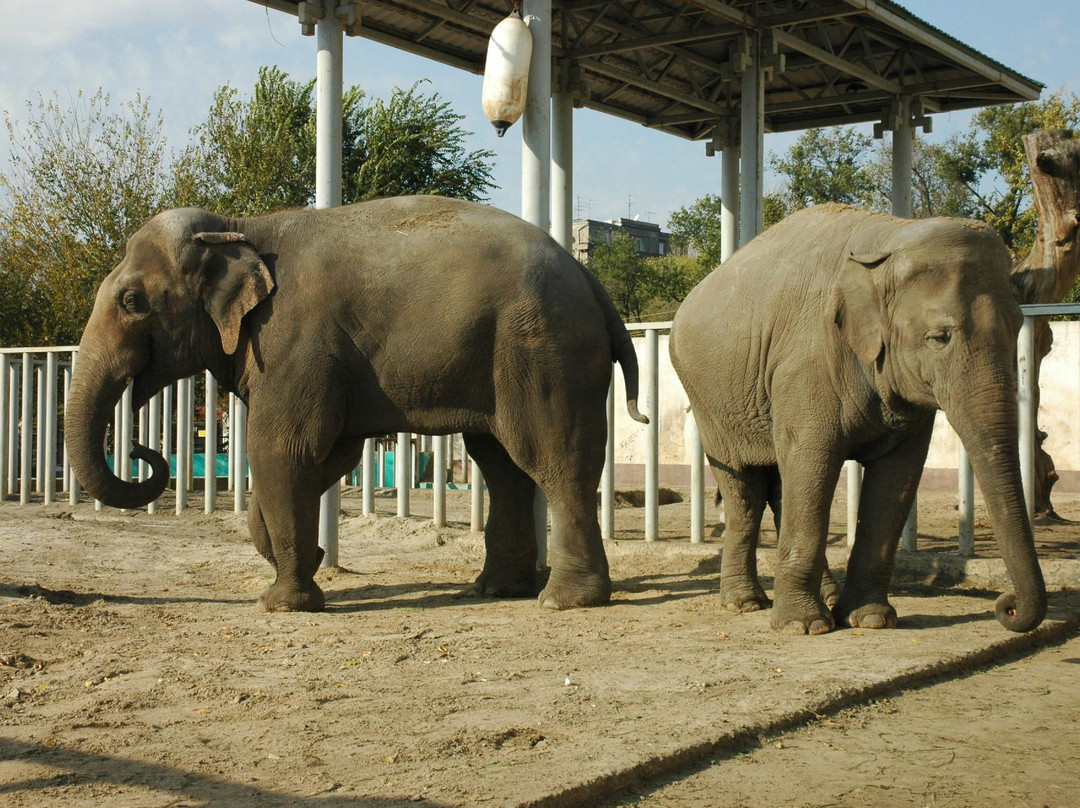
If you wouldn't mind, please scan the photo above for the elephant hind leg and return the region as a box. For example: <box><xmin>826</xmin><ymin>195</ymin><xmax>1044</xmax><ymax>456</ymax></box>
<box><xmin>714</xmin><ymin>463</ymin><xmax>772</xmax><ymax>613</ymax></box>
<box><xmin>463</xmin><ymin>433</ymin><xmax>539</xmax><ymax>598</ymax></box>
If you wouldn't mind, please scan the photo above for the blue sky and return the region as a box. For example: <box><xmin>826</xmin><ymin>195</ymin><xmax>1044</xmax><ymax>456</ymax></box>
<box><xmin>1</xmin><ymin>0</ymin><xmax>1078</xmax><ymax>227</ymax></box>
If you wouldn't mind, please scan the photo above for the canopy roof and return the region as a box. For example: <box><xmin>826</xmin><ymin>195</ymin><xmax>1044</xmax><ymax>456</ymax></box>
<box><xmin>251</xmin><ymin>0</ymin><xmax>1042</xmax><ymax>140</ymax></box>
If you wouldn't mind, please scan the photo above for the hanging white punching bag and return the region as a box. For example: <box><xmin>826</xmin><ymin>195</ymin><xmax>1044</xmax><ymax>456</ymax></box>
<box><xmin>481</xmin><ymin>8</ymin><xmax>533</xmax><ymax>137</ymax></box>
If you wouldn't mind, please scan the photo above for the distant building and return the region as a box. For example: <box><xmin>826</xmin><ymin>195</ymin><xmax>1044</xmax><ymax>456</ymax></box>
<box><xmin>571</xmin><ymin>217</ymin><xmax>671</xmax><ymax>264</ymax></box>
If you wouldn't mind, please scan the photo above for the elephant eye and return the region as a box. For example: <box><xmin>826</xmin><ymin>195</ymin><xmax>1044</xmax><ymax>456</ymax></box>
<box><xmin>119</xmin><ymin>289</ymin><xmax>150</xmax><ymax>317</ymax></box>
<box><xmin>924</xmin><ymin>327</ymin><xmax>951</xmax><ymax>349</ymax></box>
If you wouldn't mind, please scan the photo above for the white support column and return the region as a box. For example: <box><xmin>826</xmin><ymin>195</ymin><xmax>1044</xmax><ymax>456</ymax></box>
<box><xmin>61</xmin><ymin>360</ymin><xmax>70</xmax><ymax>495</ymax></box>
<box><xmin>162</xmin><ymin>384</ymin><xmax>174</xmax><ymax>493</ymax></box>
<box><xmin>8</xmin><ymin>360</ymin><xmax>19</xmax><ymax>495</ymax></box>
<box><xmin>644</xmin><ymin>328</ymin><xmax>660</xmax><ymax>542</ymax></box>
<box><xmin>20</xmin><ymin>353</ymin><xmax>32</xmax><ymax>504</ymax></box>
<box><xmin>312</xmin><ymin>0</ymin><xmax>346</xmax><ymax>568</ymax></box>
<box><xmin>0</xmin><ymin>355</ymin><xmax>7</xmax><ymax>501</ymax></box>
<box><xmin>147</xmin><ymin>391</ymin><xmax>160</xmax><ymax>514</ymax></box>
<box><xmin>433</xmin><ymin>434</ymin><xmax>447</xmax><ymax>528</ymax></box>
<box><xmin>738</xmin><ymin>35</ymin><xmax>763</xmax><ymax>246</ymax></box>
<box><xmin>551</xmin><ymin>82</ymin><xmax>573</xmax><ymax>252</ymax></box>
<box><xmin>689</xmin><ymin>412</ymin><xmax>704</xmax><ymax>543</ymax></box>
<box><xmin>522</xmin><ymin>0</ymin><xmax>552</xmax><ymax>562</ymax></box>
<box><xmin>396</xmin><ymin>432</ymin><xmax>411</xmax><ymax>517</ymax></box>
<box><xmin>233</xmin><ymin>398</ymin><xmax>247</xmax><ymax>512</ymax></box>
<box><xmin>362</xmin><ymin>438</ymin><xmax>375</xmax><ymax>515</ymax></box>
<box><xmin>601</xmin><ymin>379</ymin><xmax>615</xmax><ymax>540</ymax></box>
<box><xmin>44</xmin><ymin>352</ymin><xmax>57</xmax><ymax>505</ymax></box>
<box><xmin>204</xmin><ymin>371</ymin><xmax>218</xmax><ymax>514</ymax></box>
<box><xmin>175</xmin><ymin>376</ymin><xmax>189</xmax><ymax>514</ymax></box>
<box><xmin>721</xmin><ymin>143</ymin><xmax>740</xmax><ymax>262</ymax></box>
<box><xmin>846</xmin><ymin>460</ymin><xmax>861</xmax><ymax>548</ymax></box>
<box><xmin>1018</xmin><ymin>315</ymin><xmax>1036</xmax><ymax>524</ymax></box>
<box><xmin>35</xmin><ymin>364</ymin><xmax>44</xmax><ymax>493</ymax></box>
<box><xmin>957</xmin><ymin>438</ymin><xmax>975</xmax><ymax>557</ymax></box>
<box><xmin>470</xmin><ymin>457</ymin><xmax>485</xmax><ymax>533</ymax></box>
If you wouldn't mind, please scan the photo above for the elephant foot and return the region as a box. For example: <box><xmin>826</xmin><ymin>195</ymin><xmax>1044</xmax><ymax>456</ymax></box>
<box><xmin>259</xmin><ymin>580</ymin><xmax>326</xmax><ymax>613</ymax></box>
<box><xmin>834</xmin><ymin>600</ymin><xmax>898</xmax><ymax>630</ymax></box>
<box><xmin>720</xmin><ymin>582</ymin><xmax>771</xmax><ymax>613</ymax></box>
<box><xmin>770</xmin><ymin>598</ymin><xmax>835</xmax><ymax>636</ymax></box>
<box><xmin>538</xmin><ymin>570</ymin><xmax>611</xmax><ymax>609</ymax></box>
<box><xmin>472</xmin><ymin>565</ymin><xmax>538</xmax><ymax>598</ymax></box>
<box><xmin>820</xmin><ymin>570</ymin><xmax>842</xmax><ymax>609</ymax></box>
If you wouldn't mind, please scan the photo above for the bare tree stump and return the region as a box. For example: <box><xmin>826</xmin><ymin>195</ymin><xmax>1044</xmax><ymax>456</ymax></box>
<box><xmin>1011</xmin><ymin>130</ymin><xmax>1080</xmax><ymax>519</ymax></box>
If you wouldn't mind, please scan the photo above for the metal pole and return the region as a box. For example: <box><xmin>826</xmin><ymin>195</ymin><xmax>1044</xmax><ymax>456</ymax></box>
<box><xmin>227</xmin><ymin>393</ymin><xmax>235</xmax><ymax>492</ymax></box>
<box><xmin>644</xmin><ymin>329</ymin><xmax>659</xmax><ymax>541</ymax></box>
<box><xmin>233</xmin><ymin>398</ymin><xmax>247</xmax><ymax>512</ymax></box>
<box><xmin>433</xmin><ymin>434</ymin><xmax>447</xmax><ymax>527</ymax></box>
<box><xmin>0</xmin><ymin>355</ymin><xmax>7</xmax><ymax>500</ymax></box>
<box><xmin>470</xmin><ymin>457</ymin><xmax>484</xmax><ymax>532</ymax></box>
<box><xmin>846</xmin><ymin>460</ymin><xmax>861</xmax><ymax>548</ymax></box>
<box><xmin>601</xmin><ymin>379</ymin><xmax>615</xmax><ymax>540</ymax></box>
<box><xmin>551</xmin><ymin>86</ymin><xmax>573</xmax><ymax>250</ymax></box>
<box><xmin>689</xmin><ymin>411</ymin><xmax>704</xmax><ymax>543</ymax></box>
<box><xmin>1018</xmin><ymin>314</ymin><xmax>1036</xmax><ymax>524</ymax></box>
<box><xmin>175</xmin><ymin>376</ymin><xmax>189</xmax><ymax>514</ymax></box>
<box><xmin>147</xmin><ymin>392</ymin><xmax>160</xmax><ymax>514</ymax></box>
<box><xmin>315</xmin><ymin>0</ymin><xmax>344</xmax><ymax>568</ymax></box>
<box><xmin>162</xmin><ymin>383</ymin><xmax>174</xmax><ymax>491</ymax></box>
<box><xmin>21</xmin><ymin>352</ymin><xmax>32</xmax><ymax>504</ymax></box>
<box><xmin>396</xmin><ymin>432</ymin><xmax>411</xmax><ymax>517</ymax></box>
<box><xmin>68</xmin><ymin>353</ymin><xmax>80</xmax><ymax>505</ymax></box>
<box><xmin>8</xmin><ymin>361</ymin><xmax>18</xmax><ymax>495</ymax></box>
<box><xmin>958</xmin><ymin>438</ymin><xmax>975</xmax><ymax>557</ymax></box>
<box><xmin>137</xmin><ymin>405</ymin><xmax>148</xmax><ymax>482</ymax></box>
<box><xmin>361</xmin><ymin>438</ymin><xmax>375</xmax><ymax>515</ymax></box>
<box><xmin>738</xmin><ymin>35</ymin><xmax>763</xmax><ymax>246</ymax></box>
<box><xmin>35</xmin><ymin>364</ymin><xmax>45</xmax><ymax>493</ymax></box>
<box><xmin>204</xmin><ymin>371</ymin><xmax>218</xmax><ymax>514</ymax></box>
<box><xmin>721</xmin><ymin>144</ymin><xmax>740</xmax><ymax>262</ymax></box>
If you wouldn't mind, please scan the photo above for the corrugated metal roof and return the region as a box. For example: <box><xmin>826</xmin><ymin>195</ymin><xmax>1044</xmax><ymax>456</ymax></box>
<box><xmin>249</xmin><ymin>0</ymin><xmax>1043</xmax><ymax>142</ymax></box>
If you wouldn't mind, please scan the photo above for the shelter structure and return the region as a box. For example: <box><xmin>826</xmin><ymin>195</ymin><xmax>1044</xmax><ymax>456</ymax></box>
<box><xmin>245</xmin><ymin>0</ymin><xmax>1044</xmax><ymax>559</ymax></box>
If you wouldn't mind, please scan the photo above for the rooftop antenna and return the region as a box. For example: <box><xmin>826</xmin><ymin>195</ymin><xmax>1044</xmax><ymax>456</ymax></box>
<box><xmin>627</xmin><ymin>194</ymin><xmax>635</xmax><ymax>219</ymax></box>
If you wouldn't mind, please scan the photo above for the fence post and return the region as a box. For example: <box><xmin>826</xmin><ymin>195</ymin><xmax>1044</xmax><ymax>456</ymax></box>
<box><xmin>21</xmin><ymin>353</ymin><xmax>32</xmax><ymax>505</ymax></box>
<box><xmin>470</xmin><ymin>456</ymin><xmax>484</xmax><ymax>532</ymax></box>
<box><xmin>362</xmin><ymin>438</ymin><xmax>375</xmax><ymax>515</ymax></box>
<box><xmin>846</xmin><ymin>460</ymin><xmax>861</xmax><ymax>547</ymax></box>
<box><xmin>396</xmin><ymin>432</ymin><xmax>411</xmax><ymax>517</ymax></box>
<box><xmin>35</xmin><ymin>363</ymin><xmax>45</xmax><ymax>494</ymax></box>
<box><xmin>644</xmin><ymin>329</ymin><xmax>659</xmax><ymax>542</ymax></box>
<box><xmin>601</xmin><ymin>379</ymin><xmax>615</xmax><ymax>540</ymax></box>
<box><xmin>44</xmin><ymin>353</ymin><xmax>58</xmax><ymax>504</ymax></box>
<box><xmin>205</xmin><ymin>371</ymin><xmax>217</xmax><ymax>514</ymax></box>
<box><xmin>8</xmin><ymin>360</ymin><xmax>18</xmax><ymax>496</ymax></box>
<box><xmin>958</xmin><ymin>439</ymin><xmax>975</xmax><ymax>556</ymax></box>
<box><xmin>688</xmin><ymin>411</ymin><xmax>704</xmax><ymax>543</ymax></box>
<box><xmin>233</xmin><ymin>398</ymin><xmax>247</xmax><ymax>512</ymax></box>
<box><xmin>0</xmin><ymin>355</ymin><xmax>8</xmax><ymax>500</ymax></box>
<box><xmin>147</xmin><ymin>391</ymin><xmax>160</xmax><ymax>514</ymax></box>
<box><xmin>175</xmin><ymin>376</ymin><xmax>189</xmax><ymax>514</ymax></box>
<box><xmin>1017</xmin><ymin>314</ymin><xmax>1036</xmax><ymax>524</ymax></box>
<box><xmin>433</xmin><ymin>434</ymin><xmax>447</xmax><ymax>527</ymax></box>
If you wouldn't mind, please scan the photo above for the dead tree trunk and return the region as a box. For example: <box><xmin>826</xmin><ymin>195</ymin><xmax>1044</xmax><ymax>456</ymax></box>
<box><xmin>1010</xmin><ymin>130</ymin><xmax>1080</xmax><ymax>519</ymax></box>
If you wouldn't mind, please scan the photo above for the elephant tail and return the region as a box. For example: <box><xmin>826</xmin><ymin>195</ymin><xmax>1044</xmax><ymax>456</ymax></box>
<box><xmin>580</xmin><ymin>265</ymin><xmax>649</xmax><ymax>424</ymax></box>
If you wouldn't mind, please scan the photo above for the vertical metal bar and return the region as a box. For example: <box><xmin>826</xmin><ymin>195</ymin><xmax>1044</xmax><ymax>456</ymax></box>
<box><xmin>61</xmin><ymin>359</ymin><xmax>71</xmax><ymax>494</ymax></box>
<box><xmin>362</xmin><ymin>438</ymin><xmax>375</xmax><ymax>515</ymax></box>
<box><xmin>8</xmin><ymin>360</ymin><xmax>17</xmax><ymax>495</ymax></box>
<box><xmin>396</xmin><ymin>432</ymin><xmax>411</xmax><ymax>517</ymax></box>
<box><xmin>147</xmin><ymin>391</ymin><xmax>161</xmax><ymax>514</ymax></box>
<box><xmin>1018</xmin><ymin>314</ymin><xmax>1036</xmax><ymax>524</ymax></box>
<box><xmin>901</xmin><ymin>502</ymin><xmax>918</xmax><ymax>551</ymax></box>
<box><xmin>226</xmin><ymin>393</ymin><xmax>235</xmax><ymax>492</ymax></box>
<box><xmin>958</xmin><ymin>438</ymin><xmax>975</xmax><ymax>557</ymax></box>
<box><xmin>738</xmin><ymin>34</ymin><xmax>763</xmax><ymax>246</ymax></box>
<box><xmin>0</xmin><ymin>355</ymin><xmax>8</xmax><ymax>501</ymax></box>
<box><xmin>175</xmin><ymin>376</ymin><xmax>189</xmax><ymax>514</ymax></box>
<box><xmin>233</xmin><ymin>398</ymin><xmax>247</xmax><ymax>512</ymax></box>
<box><xmin>644</xmin><ymin>329</ymin><xmax>659</xmax><ymax>542</ymax></box>
<box><xmin>470</xmin><ymin>457</ymin><xmax>484</xmax><ymax>533</ymax></box>
<box><xmin>433</xmin><ymin>434</ymin><xmax>447</xmax><ymax>527</ymax></box>
<box><xmin>894</xmin><ymin>97</ymin><xmax>916</xmax><ymax>551</ymax></box>
<box><xmin>721</xmin><ymin>144</ymin><xmax>740</xmax><ymax>262</ymax></box>
<box><xmin>846</xmin><ymin>460</ymin><xmax>861</xmax><ymax>548</ymax></box>
<box><xmin>601</xmin><ymin>379</ymin><xmax>615</xmax><ymax>540</ymax></box>
<box><xmin>162</xmin><ymin>383</ymin><xmax>174</xmax><ymax>490</ymax></box>
<box><xmin>689</xmin><ymin>411</ymin><xmax>704</xmax><ymax>543</ymax></box>
<box><xmin>66</xmin><ymin>352</ymin><xmax>80</xmax><ymax>504</ymax></box>
<box><xmin>21</xmin><ymin>352</ymin><xmax>32</xmax><ymax>505</ymax></box>
<box><xmin>35</xmin><ymin>363</ymin><xmax>45</xmax><ymax>493</ymax></box>
<box><xmin>119</xmin><ymin>383</ymin><xmax>132</xmax><ymax>483</ymax></box>
<box><xmin>137</xmin><ymin>405</ymin><xmax>148</xmax><ymax>482</ymax></box>
<box><xmin>204</xmin><ymin>371</ymin><xmax>217</xmax><ymax>514</ymax></box>
<box><xmin>43</xmin><ymin>357</ymin><xmax>57</xmax><ymax>497</ymax></box>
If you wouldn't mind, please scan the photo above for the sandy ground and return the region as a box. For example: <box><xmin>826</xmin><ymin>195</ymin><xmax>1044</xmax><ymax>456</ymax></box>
<box><xmin>0</xmin><ymin>486</ymin><xmax>1078</xmax><ymax>807</ymax></box>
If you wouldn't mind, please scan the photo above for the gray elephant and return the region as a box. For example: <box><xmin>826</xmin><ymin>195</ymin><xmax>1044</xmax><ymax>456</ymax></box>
<box><xmin>66</xmin><ymin>195</ymin><xmax>647</xmax><ymax>612</ymax></box>
<box><xmin>670</xmin><ymin>203</ymin><xmax>1046</xmax><ymax>636</ymax></box>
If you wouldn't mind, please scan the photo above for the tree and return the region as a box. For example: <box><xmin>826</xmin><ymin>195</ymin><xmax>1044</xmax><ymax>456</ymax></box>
<box><xmin>587</xmin><ymin>231</ymin><xmax>654</xmax><ymax>322</ymax></box>
<box><xmin>174</xmin><ymin>68</ymin><xmax>496</xmax><ymax>215</ymax></box>
<box><xmin>770</xmin><ymin>127</ymin><xmax>878</xmax><ymax>213</ymax></box>
<box><xmin>668</xmin><ymin>194</ymin><xmax>725</xmax><ymax>268</ymax></box>
<box><xmin>0</xmin><ymin>89</ymin><xmax>171</xmax><ymax>345</ymax></box>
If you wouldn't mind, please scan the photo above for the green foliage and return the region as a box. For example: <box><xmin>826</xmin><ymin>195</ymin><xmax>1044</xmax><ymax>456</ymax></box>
<box><xmin>667</xmin><ymin>194</ymin><xmax>725</xmax><ymax>268</ymax></box>
<box><xmin>0</xmin><ymin>90</ymin><xmax>171</xmax><ymax>345</ymax></box>
<box><xmin>587</xmin><ymin>231</ymin><xmax>653</xmax><ymax>322</ymax></box>
<box><xmin>770</xmin><ymin>127</ymin><xmax>878</xmax><ymax>213</ymax></box>
<box><xmin>343</xmin><ymin>81</ymin><xmax>495</xmax><ymax>203</ymax></box>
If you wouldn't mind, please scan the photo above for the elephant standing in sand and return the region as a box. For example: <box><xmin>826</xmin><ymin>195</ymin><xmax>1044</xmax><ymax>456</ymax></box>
<box><xmin>670</xmin><ymin>203</ymin><xmax>1046</xmax><ymax>636</ymax></box>
<box><xmin>66</xmin><ymin>196</ymin><xmax>646</xmax><ymax>612</ymax></box>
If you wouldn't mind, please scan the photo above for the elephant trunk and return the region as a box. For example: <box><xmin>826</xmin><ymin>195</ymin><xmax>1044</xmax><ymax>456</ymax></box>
<box><xmin>65</xmin><ymin>344</ymin><xmax>170</xmax><ymax>509</ymax></box>
<box><xmin>943</xmin><ymin>379</ymin><xmax>1047</xmax><ymax>632</ymax></box>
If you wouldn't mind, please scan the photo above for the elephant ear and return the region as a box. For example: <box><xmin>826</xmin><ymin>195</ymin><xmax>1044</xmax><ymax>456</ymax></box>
<box><xmin>193</xmin><ymin>231</ymin><xmax>275</xmax><ymax>355</ymax></box>
<box><xmin>831</xmin><ymin>251</ymin><xmax>888</xmax><ymax>365</ymax></box>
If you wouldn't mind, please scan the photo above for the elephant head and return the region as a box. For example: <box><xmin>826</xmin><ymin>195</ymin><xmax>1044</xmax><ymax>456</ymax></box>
<box><xmin>837</xmin><ymin>217</ymin><xmax>1046</xmax><ymax>632</ymax></box>
<box><xmin>66</xmin><ymin>209</ymin><xmax>274</xmax><ymax>509</ymax></box>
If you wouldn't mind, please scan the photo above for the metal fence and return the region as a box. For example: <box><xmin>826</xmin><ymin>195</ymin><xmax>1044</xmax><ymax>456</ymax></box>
<box><xmin>1</xmin><ymin>302</ymin><xmax>1074</xmax><ymax>555</ymax></box>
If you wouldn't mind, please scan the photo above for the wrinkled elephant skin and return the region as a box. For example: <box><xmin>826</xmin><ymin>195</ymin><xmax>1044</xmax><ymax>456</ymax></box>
<box><xmin>670</xmin><ymin>203</ymin><xmax>1046</xmax><ymax>635</ymax></box>
<box><xmin>66</xmin><ymin>196</ymin><xmax>647</xmax><ymax>612</ymax></box>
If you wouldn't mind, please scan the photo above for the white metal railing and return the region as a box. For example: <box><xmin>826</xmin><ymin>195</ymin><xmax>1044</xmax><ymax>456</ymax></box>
<box><xmin>1</xmin><ymin>302</ymin><xmax>1074</xmax><ymax>555</ymax></box>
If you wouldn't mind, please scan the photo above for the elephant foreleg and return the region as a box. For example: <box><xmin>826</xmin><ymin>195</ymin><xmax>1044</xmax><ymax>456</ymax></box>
<box><xmin>833</xmin><ymin>432</ymin><xmax>931</xmax><ymax>629</ymax></box>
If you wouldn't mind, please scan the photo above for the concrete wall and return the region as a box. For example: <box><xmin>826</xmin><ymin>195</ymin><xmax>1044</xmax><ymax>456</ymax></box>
<box><xmin>612</xmin><ymin>322</ymin><xmax>1080</xmax><ymax>492</ymax></box>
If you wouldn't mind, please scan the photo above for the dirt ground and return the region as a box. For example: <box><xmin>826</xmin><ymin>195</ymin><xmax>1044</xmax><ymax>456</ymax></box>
<box><xmin>0</xmin><ymin>485</ymin><xmax>1078</xmax><ymax>808</ymax></box>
